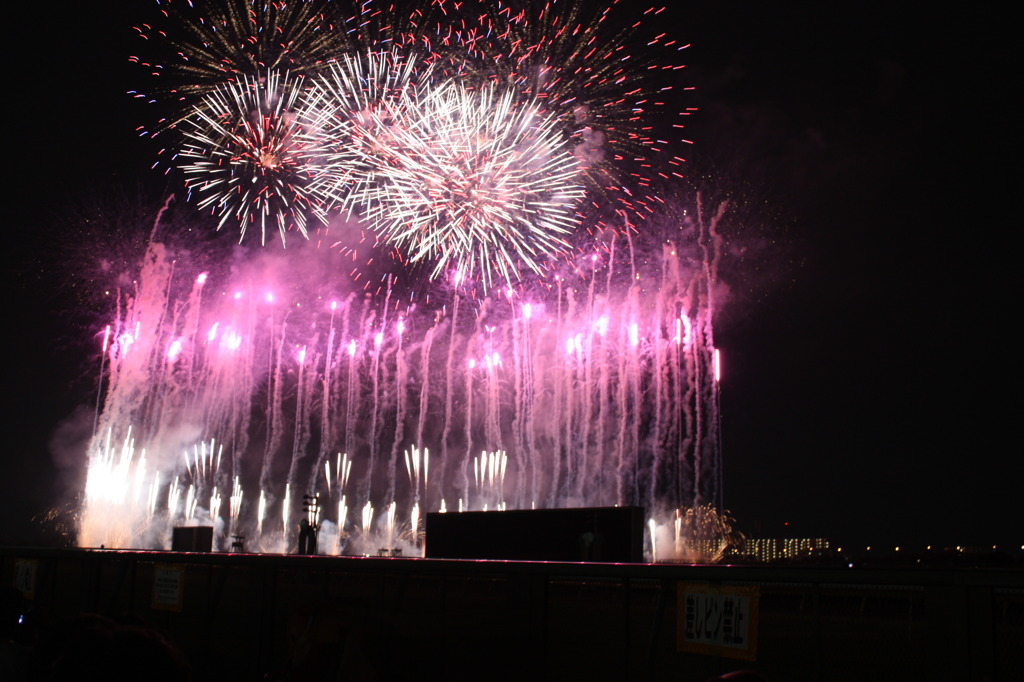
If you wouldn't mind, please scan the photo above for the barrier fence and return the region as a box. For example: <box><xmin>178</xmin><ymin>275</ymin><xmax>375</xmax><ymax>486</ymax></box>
<box><xmin>3</xmin><ymin>547</ymin><xmax>1021</xmax><ymax>681</ymax></box>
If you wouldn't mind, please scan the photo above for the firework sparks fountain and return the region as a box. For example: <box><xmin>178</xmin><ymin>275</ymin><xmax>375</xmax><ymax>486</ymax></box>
<box><xmin>79</xmin><ymin>199</ymin><xmax>727</xmax><ymax>556</ymax></box>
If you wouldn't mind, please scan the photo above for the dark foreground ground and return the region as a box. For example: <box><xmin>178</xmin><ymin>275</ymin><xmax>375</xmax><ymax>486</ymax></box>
<box><xmin>2</xmin><ymin>547</ymin><xmax>1022</xmax><ymax>681</ymax></box>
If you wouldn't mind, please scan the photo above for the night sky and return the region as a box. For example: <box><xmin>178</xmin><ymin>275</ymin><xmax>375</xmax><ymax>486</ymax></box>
<box><xmin>3</xmin><ymin>2</ymin><xmax>1016</xmax><ymax>551</ymax></box>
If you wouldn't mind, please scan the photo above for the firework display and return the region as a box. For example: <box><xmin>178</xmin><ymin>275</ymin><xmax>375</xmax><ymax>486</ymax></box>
<box><xmin>131</xmin><ymin>0</ymin><xmax>688</xmax><ymax>289</ymax></box>
<box><xmin>131</xmin><ymin>0</ymin><xmax>355</xmax><ymax>97</ymax></box>
<box><xmin>80</xmin><ymin>0</ymin><xmax>723</xmax><ymax>559</ymax></box>
<box><xmin>81</xmin><ymin>211</ymin><xmax>726</xmax><ymax>555</ymax></box>
<box><xmin>178</xmin><ymin>71</ymin><xmax>325</xmax><ymax>245</ymax></box>
<box><xmin>294</xmin><ymin>49</ymin><xmax>426</xmax><ymax>219</ymax></box>
<box><xmin>336</xmin><ymin>81</ymin><xmax>585</xmax><ymax>288</ymax></box>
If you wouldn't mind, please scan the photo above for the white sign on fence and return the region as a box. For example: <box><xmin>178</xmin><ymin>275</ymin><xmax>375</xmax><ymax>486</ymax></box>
<box><xmin>152</xmin><ymin>564</ymin><xmax>184</xmax><ymax>612</ymax></box>
<box><xmin>678</xmin><ymin>582</ymin><xmax>759</xmax><ymax>661</ymax></box>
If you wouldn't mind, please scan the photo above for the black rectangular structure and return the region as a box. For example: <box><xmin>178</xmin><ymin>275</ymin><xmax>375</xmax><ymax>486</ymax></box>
<box><xmin>425</xmin><ymin>506</ymin><xmax>644</xmax><ymax>562</ymax></box>
<box><xmin>171</xmin><ymin>526</ymin><xmax>213</xmax><ymax>552</ymax></box>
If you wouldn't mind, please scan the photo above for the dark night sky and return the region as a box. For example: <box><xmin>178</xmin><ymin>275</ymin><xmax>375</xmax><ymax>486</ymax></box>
<box><xmin>3</xmin><ymin>3</ymin><xmax>1017</xmax><ymax>550</ymax></box>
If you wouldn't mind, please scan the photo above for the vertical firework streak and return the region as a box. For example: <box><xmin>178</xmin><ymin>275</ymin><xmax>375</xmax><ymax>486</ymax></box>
<box><xmin>698</xmin><ymin>197</ymin><xmax>728</xmax><ymax>510</ymax></box>
<box><xmin>308</xmin><ymin>303</ymin><xmax>337</xmax><ymax>496</ymax></box>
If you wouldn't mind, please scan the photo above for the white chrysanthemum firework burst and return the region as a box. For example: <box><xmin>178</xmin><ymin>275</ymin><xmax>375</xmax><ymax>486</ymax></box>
<box><xmin>178</xmin><ymin>71</ymin><xmax>327</xmax><ymax>245</ymax></box>
<box><xmin>337</xmin><ymin>80</ymin><xmax>585</xmax><ymax>290</ymax></box>
<box><xmin>298</xmin><ymin>50</ymin><xmax>424</xmax><ymax>208</ymax></box>
<box><xmin>132</xmin><ymin>0</ymin><xmax>357</xmax><ymax>98</ymax></box>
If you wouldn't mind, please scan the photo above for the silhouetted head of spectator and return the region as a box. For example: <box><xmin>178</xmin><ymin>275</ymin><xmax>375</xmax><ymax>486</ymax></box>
<box><xmin>38</xmin><ymin>613</ymin><xmax>192</xmax><ymax>682</ymax></box>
